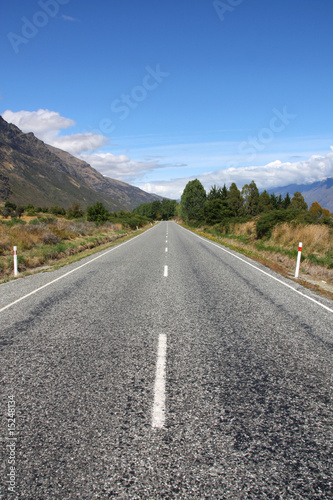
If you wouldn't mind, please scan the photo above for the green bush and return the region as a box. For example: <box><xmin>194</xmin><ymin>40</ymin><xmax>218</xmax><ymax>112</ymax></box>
<box><xmin>256</xmin><ymin>209</ymin><xmax>298</xmax><ymax>239</ymax></box>
<box><xmin>87</xmin><ymin>202</ymin><xmax>109</xmax><ymax>223</ymax></box>
<box><xmin>2</xmin><ymin>218</ymin><xmax>26</xmax><ymax>227</ymax></box>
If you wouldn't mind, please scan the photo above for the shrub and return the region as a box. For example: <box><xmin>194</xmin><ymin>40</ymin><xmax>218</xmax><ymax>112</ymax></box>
<box><xmin>41</xmin><ymin>232</ymin><xmax>60</xmax><ymax>245</ymax></box>
<box><xmin>256</xmin><ymin>209</ymin><xmax>298</xmax><ymax>239</ymax></box>
<box><xmin>66</xmin><ymin>203</ymin><xmax>84</xmax><ymax>219</ymax></box>
<box><xmin>87</xmin><ymin>202</ymin><xmax>109</xmax><ymax>223</ymax></box>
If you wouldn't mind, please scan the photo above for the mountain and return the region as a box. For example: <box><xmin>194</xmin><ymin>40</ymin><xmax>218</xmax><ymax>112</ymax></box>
<box><xmin>0</xmin><ymin>116</ymin><xmax>162</xmax><ymax>211</ymax></box>
<box><xmin>268</xmin><ymin>178</ymin><xmax>333</xmax><ymax>212</ymax></box>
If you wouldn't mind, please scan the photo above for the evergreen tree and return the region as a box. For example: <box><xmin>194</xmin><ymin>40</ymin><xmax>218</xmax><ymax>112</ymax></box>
<box><xmin>227</xmin><ymin>182</ymin><xmax>243</xmax><ymax>215</ymax></box>
<box><xmin>204</xmin><ymin>199</ymin><xmax>234</xmax><ymax>225</ymax></box>
<box><xmin>270</xmin><ymin>193</ymin><xmax>278</xmax><ymax>210</ymax></box>
<box><xmin>180</xmin><ymin>179</ymin><xmax>206</xmax><ymax>222</ymax></box>
<box><xmin>283</xmin><ymin>192</ymin><xmax>291</xmax><ymax>209</ymax></box>
<box><xmin>277</xmin><ymin>194</ymin><xmax>283</xmax><ymax>209</ymax></box>
<box><xmin>290</xmin><ymin>191</ymin><xmax>308</xmax><ymax>211</ymax></box>
<box><xmin>241</xmin><ymin>180</ymin><xmax>260</xmax><ymax>216</ymax></box>
<box><xmin>258</xmin><ymin>190</ymin><xmax>273</xmax><ymax>213</ymax></box>
<box><xmin>221</xmin><ymin>183</ymin><xmax>228</xmax><ymax>200</ymax></box>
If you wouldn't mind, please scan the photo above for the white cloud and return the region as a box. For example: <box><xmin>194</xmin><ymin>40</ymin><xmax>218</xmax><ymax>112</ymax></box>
<box><xmin>80</xmin><ymin>152</ymin><xmax>166</xmax><ymax>182</ymax></box>
<box><xmin>2</xmin><ymin>109</ymin><xmax>109</xmax><ymax>155</ymax></box>
<box><xmin>52</xmin><ymin>134</ymin><xmax>109</xmax><ymax>155</ymax></box>
<box><xmin>203</xmin><ymin>151</ymin><xmax>333</xmax><ymax>190</ymax></box>
<box><xmin>2</xmin><ymin>109</ymin><xmax>75</xmax><ymax>140</ymax></box>
<box><xmin>137</xmin><ymin>150</ymin><xmax>333</xmax><ymax>199</ymax></box>
<box><xmin>140</xmin><ymin>181</ymin><xmax>185</xmax><ymax>200</ymax></box>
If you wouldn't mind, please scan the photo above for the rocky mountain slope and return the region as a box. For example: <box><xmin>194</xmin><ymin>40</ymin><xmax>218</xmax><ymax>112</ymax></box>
<box><xmin>0</xmin><ymin>116</ymin><xmax>161</xmax><ymax>211</ymax></box>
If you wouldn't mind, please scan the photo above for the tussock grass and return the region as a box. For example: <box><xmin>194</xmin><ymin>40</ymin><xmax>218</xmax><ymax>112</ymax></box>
<box><xmin>198</xmin><ymin>221</ymin><xmax>333</xmax><ymax>284</ymax></box>
<box><xmin>0</xmin><ymin>218</ymin><xmax>130</xmax><ymax>280</ymax></box>
<box><xmin>271</xmin><ymin>222</ymin><xmax>331</xmax><ymax>254</ymax></box>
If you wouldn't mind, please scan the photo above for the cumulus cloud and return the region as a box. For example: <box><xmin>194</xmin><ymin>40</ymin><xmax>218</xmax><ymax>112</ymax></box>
<box><xmin>2</xmin><ymin>109</ymin><xmax>75</xmax><ymax>140</ymax></box>
<box><xmin>2</xmin><ymin>109</ymin><xmax>109</xmax><ymax>155</ymax></box>
<box><xmin>80</xmin><ymin>152</ymin><xmax>166</xmax><ymax>182</ymax></box>
<box><xmin>203</xmin><ymin>151</ymin><xmax>333</xmax><ymax>190</ymax></box>
<box><xmin>52</xmin><ymin>134</ymin><xmax>109</xmax><ymax>155</ymax></box>
<box><xmin>138</xmin><ymin>150</ymin><xmax>333</xmax><ymax>199</ymax></box>
<box><xmin>140</xmin><ymin>181</ymin><xmax>186</xmax><ymax>200</ymax></box>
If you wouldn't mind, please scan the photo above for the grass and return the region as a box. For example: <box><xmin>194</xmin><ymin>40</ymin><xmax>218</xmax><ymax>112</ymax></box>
<box><xmin>0</xmin><ymin>216</ymin><xmax>147</xmax><ymax>282</ymax></box>
<box><xmin>184</xmin><ymin>220</ymin><xmax>333</xmax><ymax>296</ymax></box>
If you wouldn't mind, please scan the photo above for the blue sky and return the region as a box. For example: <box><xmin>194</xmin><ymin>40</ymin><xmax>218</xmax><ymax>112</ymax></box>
<box><xmin>1</xmin><ymin>0</ymin><xmax>333</xmax><ymax>199</ymax></box>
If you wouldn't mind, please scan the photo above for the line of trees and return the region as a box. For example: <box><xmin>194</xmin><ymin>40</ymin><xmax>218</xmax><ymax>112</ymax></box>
<box><xmin>179</xmin><ymin>179</ymin><xmax>332</xmax><ymax>234</ymax></box>
<box><xmin>133</xmin><ymin>198</ymin><xmax>177</xmax><ymax>220</ymax></box>
<box><xmin>0</xmin><ymin>201</ymin><xmax>150</xmax><ymax>230</ymax></box>
<box><xmin>0</xmin><ymin>201</ymin><xmax>85</xmax><ymax>219</ymax></box>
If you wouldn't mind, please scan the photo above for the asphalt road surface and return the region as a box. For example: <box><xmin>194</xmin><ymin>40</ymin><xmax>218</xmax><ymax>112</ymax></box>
<box><xmin>1</xmin><ymin>221</ymin><xmax>332</xmax><ymax>499</ymax></box>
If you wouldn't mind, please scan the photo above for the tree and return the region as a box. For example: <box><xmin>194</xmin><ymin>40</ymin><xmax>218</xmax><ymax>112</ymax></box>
<box><xmin>290</xmin><ymin>191</ymin><xmax>308</xmax><ymax>211</ymax></box>
<box><xmin>204</xmin><ymin>199</ymin><xmax>234</xmax><ymax>225</ymax></box>
<box><xmin>283</xmin><ymin>192</ymin><xmax>291</xmax><ymax>209</ymax></box>
<box><xmin>160</xmin><ymin>199</ymin><xmax>177</xmax><ymax>220</ymax></box>
<box><xmin>270</xmin><ymin>193</ymin><xmax>278</xmax><ymax>210</ymax></box>
<box><xmin>241</xmin><ymin>180</ymin><xmax>260</xmax><ymax>216</ymax></box>
<box><xmin>258</xmin><ymin>190</ymin><xmax>273</xmax><ymax>213</ymax></box>
<box><xmin>207</xmin><ymin>184</ymin><xmax>228</xmax><ymax>201</ymax></box>
<box><xmin>66</xmin><ymin>203</ymin><xmax>84</xmax><ymax>219</ymax></box>
<box><xmin>5</xmin><ymin>201</ymin><xmax>17</xmax><ymax>211</ymax></box>
<box><xmin>50</xmin><ymin>206</ymin><xmax>66</xmax><ymax>216</ymax></box>
<box><xmin>221</xmin><ymin>184</ymin><xmax>228</xmax><ymax>200</ymax></box>
<box><xmin>15</xmin><ymin>206</ymin><xmax>24</xmax><ymax>218</ymax></box>
<box><xmin>151</xmin><ymin>200</ymin><xmax>162</xmax><ymax>220</ymax></box>
<box><xmin>309</xmin><ymin>201</ymin><xmax>330</xmax><ymax>221</ymax></box>
<box><xmin>227</xmin><ymin>183</ymin><xmax>243</xmax><ymax>215</ymax></box>
<box><xmin>180</xmin><ymin>179</ymin><xmax>206</xmax><ymax>222</ymax></box>
<box><xmin>87</xmin><ymin>202</ymin><xmax>109</xmax><ymax>222</ymax></box>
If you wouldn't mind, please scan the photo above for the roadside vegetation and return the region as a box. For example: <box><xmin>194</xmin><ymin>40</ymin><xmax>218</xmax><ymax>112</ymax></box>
<box><xmin>0</xmin><ymin>201</ymin><xmax>152</xmax><ymax>281</ymax></box>
<box><xmin>132</xmin><ymin>198</ymin><xmax>177</xmax><ymax>220</ymax></box>
<box><xmin>178</xmin><ymin>179</ymin><xmax>333</xmax><ymax>288</ymax></box>
<box><xmin>1</xmin><ymin>188</ymin><xmax>332</xmax><ymax>290</ymax></box>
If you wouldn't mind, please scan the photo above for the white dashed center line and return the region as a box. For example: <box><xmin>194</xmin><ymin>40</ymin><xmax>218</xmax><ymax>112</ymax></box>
<box><xmin>152</xmin><ymin>333</ymin><xmax>167</xmax><ymax>428</ymax></box>
<box><xmin>164</xmin><ymin>265</ymin><xmax>168</xmax><ymax>277</ymax></box>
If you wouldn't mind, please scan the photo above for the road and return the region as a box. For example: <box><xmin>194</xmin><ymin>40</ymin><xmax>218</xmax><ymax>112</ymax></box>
<box><xmin>1</xmin><ymin>221</ymin><xmax>332</xmax><ymax>499</ymax></box>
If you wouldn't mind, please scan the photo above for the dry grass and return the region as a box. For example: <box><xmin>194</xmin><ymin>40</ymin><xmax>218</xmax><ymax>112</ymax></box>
<box><xmin>197</xmin><ymin>221</ymin><xmax>333</xmax><ymax>290</ymax></box>
<box><xmin>271</xmin><ymin>222</ymin><xmax>331</xmax><ymax>254</ymax></box>
<box><xmin>0</xmin><ymin>218</ymin><xmax>128</xmax><ymax>280</ymax></box>
<box><xmin>229</xmin><ymin>220</ymin><xmax>257</xmax><ymax>238</ymax></box>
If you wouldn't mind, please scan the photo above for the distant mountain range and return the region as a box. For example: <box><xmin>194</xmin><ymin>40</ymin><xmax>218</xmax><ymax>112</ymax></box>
<box><xmin>268</xmin><ymin>178</ymin><xmax>333</xmax><ymax>212</ymax></box>
<box><xmin>0</xmin><ymin>116</ymin><xmax>162</xmax><ymax>211</ymax></box>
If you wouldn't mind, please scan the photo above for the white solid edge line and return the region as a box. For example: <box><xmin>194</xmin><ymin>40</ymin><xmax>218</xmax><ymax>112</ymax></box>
<box><xmin>152</xmin><ymin>333</ymin><xmax>167</xmax><ymax>429</ymax></box>
<box><xmin>0</xmin><ymin>226</ymin><xmax>156</xmax><ymax>314</ymax></box>
<box><xmin>180</xmin><ymin>225</ymin><xmax>333</xmax><ymax>314</ymax></box>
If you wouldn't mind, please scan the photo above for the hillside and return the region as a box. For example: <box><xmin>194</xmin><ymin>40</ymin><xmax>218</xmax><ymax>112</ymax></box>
<box><xmin>269</xmin><ymin>178</ymin><xmax>333</xmax><ymax>212</ymax></box>
<box><xmin>0</xmin><ymin>116</ymin><xmax>161</xmax><ymax>211</ymax></box>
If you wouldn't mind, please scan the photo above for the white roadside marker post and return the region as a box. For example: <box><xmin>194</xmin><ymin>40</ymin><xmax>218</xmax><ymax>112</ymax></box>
<box><xmin>13</xmin><ymin>246</ymin><xmax>18</xmax><ymax>277</ymax></box>
<box><xmin>295</xmin><ymin>242</ymin><xmax>302</xmax><ymax>278</ymax></box>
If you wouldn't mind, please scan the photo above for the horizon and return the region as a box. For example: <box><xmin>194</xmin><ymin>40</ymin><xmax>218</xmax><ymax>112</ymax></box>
<box><xmin>1</xmin><ymin>0</ymin><xmax>333</xmax><ymax>199</ymax></box>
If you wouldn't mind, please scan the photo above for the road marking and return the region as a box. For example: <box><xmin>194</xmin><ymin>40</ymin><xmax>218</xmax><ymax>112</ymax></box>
<box><xmin>152</xmin><ymin>333</ymin><xmax>167</xmax><ymax>429</ymax></box>
<box><xmin>164</xmin><ymin>265</ymin><xmax>168</xmax><ymax>277</ymax></box>
<box><xmin>180</xmin><ymin>225</ymin><xmax>333</xmax><ymax>314</ymax></box>
<box><xmin>165</xmin><ymin>247</ymin><xmax>168</xmax><ymax>253</ymax></box>
<box><xmin>0</xmin><ymin>226</ymin><xmax>156</xmax><ymax>314</ymax></box>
